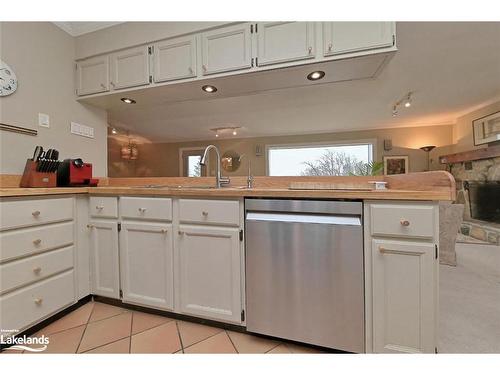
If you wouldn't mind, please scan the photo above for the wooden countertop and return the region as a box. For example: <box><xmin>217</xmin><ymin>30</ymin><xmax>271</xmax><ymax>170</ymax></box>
<box><xmin>0</xmin><ymin>171</ymin><xmax>456</xmax><ymax>201</ymax></box>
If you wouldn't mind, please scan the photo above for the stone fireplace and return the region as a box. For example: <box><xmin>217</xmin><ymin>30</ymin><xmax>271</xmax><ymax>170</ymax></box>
<box><xmin>445</xmin><ymin>152</ymin><xmax>500</xmax><ymax>245</ymax></box>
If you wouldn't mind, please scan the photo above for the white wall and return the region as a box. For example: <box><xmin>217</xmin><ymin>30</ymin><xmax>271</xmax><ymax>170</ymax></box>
<box><xmin>0</xmin><ymin>22</ymin><xmax>108</xmax><ymax>176</ymax></box>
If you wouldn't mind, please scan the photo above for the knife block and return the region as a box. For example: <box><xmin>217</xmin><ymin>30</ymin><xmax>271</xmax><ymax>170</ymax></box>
<box><xmin>19</xmin><ymin>159</ymin><xmax>57</xmax><ymax>188</ymax></box>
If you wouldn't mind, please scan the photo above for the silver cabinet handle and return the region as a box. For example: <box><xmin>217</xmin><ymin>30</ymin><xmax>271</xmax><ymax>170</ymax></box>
<box><xmin>202</xmin><ymin>64</ymin><xmax>207</xmax><ymax>72</ymax></box>
<box><xmin>32</xmin><ymin>210</ymin><xmax>41</xmax><ymax>217</ymax></box>
<box><xmin>33</xmin><ymin>239</ymin><xmax>42</xmax><ymax>245</ymax></box>
<box><xmin>96</xmin><ymin>205</ymin><xmax>104</xmax><ymax>210</ymax></box>
<box><xmin>110</xmin><ymin>81</ymin><xmax>115</xmax><ymax>87</ymax></box>
<box><xmin>188</xmin><ymin>67</ymin><xmax>194</xmax><ymax>74</ymax></box>
<box><xmin>34</xmin><ymin>298</ymin><xmax>43</xmax><ymax>305</ymax></box>
<box><xmin>400</xmin><ymin>219</ymin><xmax>410</xmax><ymax>227</ymax></box>
<box><xmin>100</xmin><ymin>83</ymin><xmax>106</xmax><ymax>89</ymax></box>
<box><xmin>328</xmin><ymin>43</ymin><xmax>333</xmax><ymax>52</ymax></box>
<box><xmin>33</xmin><ymin>266</ymin><xmax>42</xmax><ymax>274</ymax></box>
<box><xmin>308</xmin><ymin>46</ymin><xmax>313</xmax><ymax>54</ymax></box>
<box><xmin>138</xmin><ymin>207</ymin><xmax>147</xmax><ymax>213</ymax></box>
<box><xmin>202</xmin><ymin>211</ymin><xmax>209</xmax><ymax>216</ymax></box>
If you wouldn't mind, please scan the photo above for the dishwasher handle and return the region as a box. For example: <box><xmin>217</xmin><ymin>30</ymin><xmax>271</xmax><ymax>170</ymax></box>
<box><xmin>246</xmin><ymin>212</ymin><xmax>361</xmax><ymax>226</ymax></box>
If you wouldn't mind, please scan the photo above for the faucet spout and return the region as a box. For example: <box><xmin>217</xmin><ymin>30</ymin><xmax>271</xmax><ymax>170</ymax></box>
<box><xmin>199</xmin><ymin>145</ymin><xmax>230</xmax><ymax>188</ymax></box>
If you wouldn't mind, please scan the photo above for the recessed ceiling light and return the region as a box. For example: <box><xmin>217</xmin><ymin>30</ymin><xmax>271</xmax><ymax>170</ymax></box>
<box><xmin>307</xmin><ymin>71</ymin><xmax>325</xmax><ymax>81</ymax></box>
<box><xmin>121</xmin><ymin>97</ymin><xmax>136</xmax><ymax>104</ymax></box>
<box><xmin>215</xmin><ymin>133</ymin><xmax>219</xmax><ymax>138</ymax></box>
<box><xmin>202</xmin><ymin>85</ymin><xmax>217</xmax><ymax>93</ymax></box>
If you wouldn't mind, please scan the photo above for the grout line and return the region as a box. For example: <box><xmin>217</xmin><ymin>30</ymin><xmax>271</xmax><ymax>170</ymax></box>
<box><xmin>180</xmin><ymin>327</ymin><xmax>225</xmax><ymax>351</ymax></box>
<box><xmin>75</xmin><ymin>302</ymin><xmax>95</xmax><ymax>354</ymax></box>
<box><xmin>79</xmin><ymin>336</ymin><xmax>131</xmax><ymax>354</ymax></box>
<box><xmin>264</xmin><ymin>342</ymin><xmax>283</xmax><ymax>354</ymax></box>
<box><xmin>225</xmin><ymin>331</ymin><xmax>239</xmax><ymax>354</ymax></box>
<box><xmin>175</xmin><ymin>321</ymin><xmax>185</xmax><ymax>353</ymax></box>
<box><xmin>130</xmin><ymin>319</ymin><xmax>177</xmax><ymax>338</ymax></box>
<box><xmin>129</xmin><ymin>311</ymin><xmax>134</xmax><ymax>354</ymax></box>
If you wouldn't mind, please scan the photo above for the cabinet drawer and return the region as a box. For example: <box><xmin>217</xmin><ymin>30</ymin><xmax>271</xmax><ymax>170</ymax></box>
<box><xmin>179</xmin><ymin>199</ymin><xmax>240</xmax><ymax>226</ymax></box>
<box><xmin>120</xmin><ymin>197</ymin><xmax>172</xmax><ymax>221</ymax></box>
<box><xmin>370</xmin><ymin>203</ymin><xmax>435</xmax><ymax>239</ymax></box>
<box><xmin>0</xmin><ymin>270</ymin><xmax>75</xmax><ymax>333</ymax></box>
<box><xmin>89</xmin><ymin>196</ymin><xmax>118</xmax><ymax>218</ymax></box>
<box><xmin>0</xmin><ymin>221</ymin><xmax>74</xmax><ymax>263</ymax></box>
<box><xmin>0</xmin><ymin>197</ymin><xmax>73</xmax><ymax>231</ymax></box>
<box><xmin>0</xmin><ymin>246</ymin><xmax>74</xmax><ymax>294</ymax></box>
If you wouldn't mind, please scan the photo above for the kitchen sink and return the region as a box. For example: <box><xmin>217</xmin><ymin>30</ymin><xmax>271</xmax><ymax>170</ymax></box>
<box><xmin>131</xmin><ymin>184</ymin><xmax>250</xmax><ymax>190</ymax></box>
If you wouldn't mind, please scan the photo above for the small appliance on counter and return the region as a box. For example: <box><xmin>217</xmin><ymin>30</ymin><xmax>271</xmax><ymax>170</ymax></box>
<box><xmin>20</xmin><ymin>146</ymin><xmax>60</xmax><ymax>188</ymax></box>
<box><xmin>57</xmin><ymin>158</ymin><xmax>99</xmax><ymax>187</ymax></box>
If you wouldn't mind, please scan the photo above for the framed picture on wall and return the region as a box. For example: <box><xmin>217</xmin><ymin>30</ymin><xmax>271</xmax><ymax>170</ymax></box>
<box><xmin>472</xmin><ymin>111</ymin><xmax>500</xmax><ymax>145</ymax></box>
<box><xmin>383</xmin><ymin>155</ymin><xmax>409</xmax><ymax>175</ymax></box>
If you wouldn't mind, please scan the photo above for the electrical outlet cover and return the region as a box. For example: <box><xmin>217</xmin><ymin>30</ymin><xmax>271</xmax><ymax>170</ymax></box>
<box><xmin>38</xmin><ymin>113</ymin><xmax>50</xmax><ymax>128</ymax></box>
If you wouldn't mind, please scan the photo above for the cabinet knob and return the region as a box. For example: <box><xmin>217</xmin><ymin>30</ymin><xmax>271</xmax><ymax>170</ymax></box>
<box><xmin>33</xmin><ymin>239</ymin><xmax>42</xmax><ymax>246</ymax></box>
<box><xmin>189</xmin><ymin>67</ymin><xmax>194</xmax><ymax>74</ymax></box>
<box><xmin>400</xmin><ymin>219</ymin><xmax>410</xmax><ymax>227</ymax></box>
<box><xmin>138</xmin><ymin>207</ymin><xmax>147</xmax><ymax>213</ymax></box>
<box><xmin>161</xmin><ymin>229</ymin><xmax>168</xmax><ymax>233</ymax></box>
<box><xmin>178</xmin><ymin>230</ymin><xmax>184</xmax><ymax>235</ymax></box>
<box><xmin>34</xmin><ymin>298</ymin><xmax>43</xmax><ymax>306</ymax></box>
<box><xmin>202</xmin><ymin>211</ymin><xmax>209</xmax><ymax>216</ymax></box>
<box><xmin>33</xmin><ymin>266</ymin><xmax>42</xmax><ymax>274</ymax></box>
<box><xmin>87</xmin><ymin>224</ymin><xmax>94</xmax><ymax>229</ymax></box>
<box><xmin>202</xmin><ymin>65</ymin><xmax>207</xmax><ymax>72</ymax></box>
<box><xmin>100</xmin><ymin>83</ymin><xmax>106</xmax><ymax>89</ymax></box>
<box><xmin>110</xmin><ymin>81</ymin><xmax>115</xmax><ymax>87</ymax></box>
<box><xmin>308</xmin><ymin>46</ymin><xmax>313</xmax><ymax>55</ymax></box>
<box><xmin>32</xmin><ymin>210</ymin><xmax>41</xmax><ymax>217</ymax></box>
<box><xmin>96</xmin><ymin>205</ymin><xmax>104</xmax><ymax>211</ymax></box>
<box><xmin>328</xmin><ymin>43</ymin><xmax>333</xmax><ymax>52</ymax></box>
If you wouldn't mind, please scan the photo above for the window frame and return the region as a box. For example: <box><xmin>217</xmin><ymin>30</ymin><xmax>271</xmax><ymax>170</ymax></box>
<box><xmin>178</xmin><ymin>147</ymin><xmax>209</xmax><ymax>177</ymax></box>
<box><xmin>265</xmin><ymin>139</ymin><xmax>377</xmax><ymax>176</ymax></box>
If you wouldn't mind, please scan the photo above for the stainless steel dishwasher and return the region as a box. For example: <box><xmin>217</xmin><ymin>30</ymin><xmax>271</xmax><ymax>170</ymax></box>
<box><xmin>245</xmin><ymin>199</ymin><xmax>364</xmax><ymax>352</ymax></box>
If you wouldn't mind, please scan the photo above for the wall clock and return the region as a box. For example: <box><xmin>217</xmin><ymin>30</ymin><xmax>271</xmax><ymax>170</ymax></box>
<box><xmin>0</xmin><ymin>60</ymin><xmax>18</xmax><ymax>96</ymax></box>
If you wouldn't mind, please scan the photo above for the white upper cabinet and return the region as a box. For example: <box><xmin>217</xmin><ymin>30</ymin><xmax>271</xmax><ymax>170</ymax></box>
<box><xmin>372</xmin><ymin>239</ymin><xmax>436</xmax><ymax>353</ymax></box>
<box><xmin>323</xmin><ymin>22</ymin><xmax>395</xmax><ymax>56</ymax></box>
<box><xmin>153</xmin><ymin>35</ymin><xmax>196</xmax><ymax>83</ymax></box>
<box><xmin>201</xmin><ymin>23</ymin><xmax>252</xmax><ymax>75</ymax></box>
<box><xmin>89</xmin><ymin>220</ymin><xmax>120</xmax><ymax>299</ymax></box>
<box><xmin>119</xmin><ymin>222</ymin><xmax>174</xmax><ymax>310</ymax></box>
<box><xmin>76</xmin><ymin>55</ymin><xmax>109</xmax><ymax>96</ymax></box>
<box><xmin>109</xmin><ymin>45</ymin><xmax>151</xmax><ymax>90</ymax></box>
<box><xmin>256</xmin><ymin>22</ymin><xmax>316</xmax><ymax>66</ymax></box>
<box><xmin>177</xmin><ymin>225</ymin><xmax>242</xmax><ymax>324</ymax></box>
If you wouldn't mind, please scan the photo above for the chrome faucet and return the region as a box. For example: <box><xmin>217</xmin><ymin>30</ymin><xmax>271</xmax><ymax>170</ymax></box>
<box><xmin>199</xmin><ymin>145</ymin><xmax>230</xmax><ymax>188</ymax></box>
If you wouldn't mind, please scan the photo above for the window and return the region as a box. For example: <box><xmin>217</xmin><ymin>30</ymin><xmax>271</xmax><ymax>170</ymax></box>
<box><xmin>179</xmin><ymin>148</ymin><xmax>207</xmax><ymax>177</ymax></box>
<box><xmin>267</xmin><ymin>141</ymin><xmax>374</xmax><ymax>176</ymax></box>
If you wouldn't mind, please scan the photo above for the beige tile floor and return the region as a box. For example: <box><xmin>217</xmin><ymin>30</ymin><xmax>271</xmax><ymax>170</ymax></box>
<box><xmin>2</xmin><ymin>302</ymin><xmax>324</xmax><ymax>354</ymax></box>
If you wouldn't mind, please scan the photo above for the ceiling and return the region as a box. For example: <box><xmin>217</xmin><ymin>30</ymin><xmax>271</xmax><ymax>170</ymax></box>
<box><xmin>53</xmin><ymin>22</ymin><xmax>123</xmax><ymax>36</ymax></box>
<box><xmin>106</xmin><ymin>22</ymin><xmax>500</xmax><ymax>143</ymax></box>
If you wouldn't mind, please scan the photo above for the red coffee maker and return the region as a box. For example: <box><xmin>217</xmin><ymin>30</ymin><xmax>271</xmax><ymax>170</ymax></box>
<box><xmin>57</xmin><ymin>158</ymin><xmax>99</xmax><ymax>187</ymax></box>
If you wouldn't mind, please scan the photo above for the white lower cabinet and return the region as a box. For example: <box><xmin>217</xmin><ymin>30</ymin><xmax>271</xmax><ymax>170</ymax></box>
<box><xmin>177</xmin><ymin>225</ymin><xmax>243</xmax><ymax>324</ymax></box>
<box><xmin>89</xmin><ymin>220</ymin><xmax>120</xmax><ymax>299</ymax></box>
<box><xmin>372</xmin><ymin>239</ymin><xmax>437</xmax><ymax>353</ymax></box>
<box><xmin>119</xmin><ymin>222</ymin><xmax>174</xmax><ymax>310</ymax></box>
<box><xmin>365</xmin><ymin>201</ymin><xmax>438</xmax><ymax>354</ymax></box>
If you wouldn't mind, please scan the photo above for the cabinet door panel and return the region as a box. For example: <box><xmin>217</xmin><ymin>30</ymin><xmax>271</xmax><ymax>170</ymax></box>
<box><xmin>372</xmin><ymin>239</ymin><xmax>436</xmax><ymax>353</ymax></box>
<box><xmin>178</xmin><ymin>225</ymin><xmax>242</xmax><ymax>323</ymax></box>
<box><xmin>120</xmin><ymin>222</ymin><xmax>173</xmax><ymax>310</ymax></box>
<box><xmin>201</xmin><ymin>24</ymin><xmax>252</xmax><ymax>75</ymax></box>
<box><xmin>257</xmin><ymin>22</ymin><xmax>315</xmax><ymax>66</ymax></box>
<box><xmin>76</xmin><ymin>55</ymin><xmax>109</xmax><ymax>96</ymax></box>
<box><xmin>109</xmin><ymin>45</ymin><xmax>150</xmax><ymax>90</ymax></box>
<box><xmin>323</xmin><ymin>22</ymin><xmax>394</xmax><ymax>56</ymax></box>
<box><xmin>154</xmin><ymin>36</ymin><xmax>196</xmax><ymax>82</ymax></box>
<box><xmin>89</xmin><ymin>221</ymin><xmax>119</xmax><ymax>298</ymax></box>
